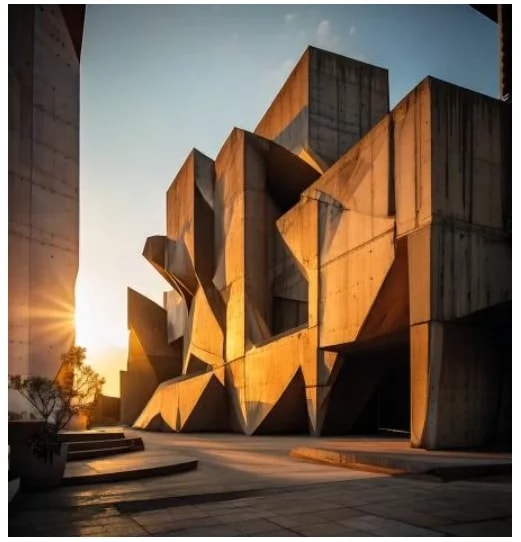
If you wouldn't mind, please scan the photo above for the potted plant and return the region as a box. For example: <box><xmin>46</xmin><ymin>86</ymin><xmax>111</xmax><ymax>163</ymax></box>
<box><xmin>8</xmin><ymin>346</ymin><xmax>105</xmax><ymax>489</ymax></box>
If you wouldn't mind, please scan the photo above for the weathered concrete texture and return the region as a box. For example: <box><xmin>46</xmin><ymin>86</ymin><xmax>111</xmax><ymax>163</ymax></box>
<box><xmin>134</xmin><ymin>370</ymin><xmax>228</xmax><ymax>432</ymax></box>
<box><xmin>123</xmin><ymin>48</ymin><xmax>510</xmax><ymax>450</ymax></box>
<box><xmin>8</xmin><ymin>5</ymin><xmax>83</xmax><ymax>379</ymax></box>
<box><xmin>120</xmin><ymin>289</ymin><xmax>182</xmax><ymax>426</ymax></box>
<box><xmin>255</xmin><ymin>46</ymin><xmax>389</xmax><ymax>172</ymax></box>
<box><xmin>401</xmin><ymin>78</ymin><xmax>511</xmax><ymax>449</ymax></box>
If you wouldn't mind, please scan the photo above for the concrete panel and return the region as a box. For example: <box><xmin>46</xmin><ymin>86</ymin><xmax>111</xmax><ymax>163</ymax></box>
<box><xmin>431</xmin><ymin>222</ymin><xmax>511</xmax><ymax>321</ymax></box>
<box><xmin>123</xmin><ymin>288</ymin><xmax>183</xmax><ymax>425</ymax></box>
<box><xmin>179</xmin><ymin>372</ymin><xmax>228</xmax><ymax>432</ymax></box>
<box><xmin>277</xmin><ymin>198</ymin><xmax>319</xmax><ymax>327</ymax></box>
<box><xmin>120</xmin><ymin>365</ymin><xmax>159</xmax><ymax>427</ymax></box>
<box><xmin>303</xmin><ymin>115</ymin><xmax>392</xmax><ymax>218</ymax></box>
<box><xmin>132</xmin><ymin>376</ymin><xmax>179</xmax><ymax>431</ymax></box>
<box><xmin>319</xmin><ymin>207</ymin><xmax>395</xmax><ymax>268</ymax></box>
<box><xmin>254</xmin><ymin>368</ymin><xmax>308</xmax><ymax>434</ymax></box>
<box><xmin>319</xmin><ymin>231</ymin><xmax>395</xmax><ymax>349</ymax></box>
<box><xmin>242</xmin><ymin>329</ymin><xmax>308</xmax><ymax>434</ymax></box>
<box><xmin>407</xmin><ymin>226</ymin><xmax>431</xmax><ymax>325</ymax></box>
<box><xmin>308</xmin><ymin>48</ymin><xmax>389</xmax><ymax>167</ymax></box>
<box><xmin>430</xmin><ymin>79</ymin><xmax>506</xmax><ymax>229</ymax></box>
<box><xmin>164</xmin><ymin>289</ymin><xmax>188</xmax><ymax>344</ymax></box>
<box><xmin>358</xmin><ymin>237</ymin><xmax>409</xmax><ymax>342</ymax></box>
<box><xmin>226</xmin><ymin>279</ymin><xmax>246</xmax><ymax>361</ymax></box>
<box><xmin>255</xmin><ymin>49</ymin><xmax>310</xmax><ymax>157</ymax></box>
<box><xmin>182</xmin><ymin>288</ymin><xmax>224</xmax><ymax>371</ymax></box>
<box><xmin>410</xmin><ymin>323</ymin><xmax>431</xmax><ymax>447</ymax></box>
<box><xmin>225</xmin><ymin>358</ymin><xmax>247</xmax><ymax>433</ymax></box>
<box><xmin>394</xmin><ymin>79</ymin><xmax>432</xmax><ymax>236</ymax></box>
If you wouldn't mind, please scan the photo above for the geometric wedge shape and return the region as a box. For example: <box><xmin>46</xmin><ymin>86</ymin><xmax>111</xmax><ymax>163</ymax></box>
<box><xmin>302</xmin><ymin>115</ymin><xmax>394</xmax><ymax>219</ymax></box>
<box><xmin>357</xmin><ymin>237</ymin><xmax>409</xmax><ymax>343</ymax></box>
<box><xmin>241</xmin><ymin>327</ymin><xmax>314</xmax><ymax>434</ymax></box>
<box><xmin>184</xmin><ymin>354</ymin><xmax>211</xmax><ymax>375</ymax></box>
<box><xmin>305</xmin><ymin>384</ymin><xmax>333</xmax><ymax>437</ymax></box>
<box><xmin>182</xmin><ymin>287</ymin><xmax>224</xmax><ymax>373</ymax></box>
<box><xmin>167</xmin><ymin>149</ymin><xmax>215</xmax><ymax>285</ymax></box>
<box><xmin>255</xmin><ymin>46</ymin><xmax>389</xmax><ymax>170</ymax></box>
<box><xmin>133</xmin><ymin>377</ymin><xmax>180</xmax><ymax>431</ymax></box>
<box><xmin>180</xmin><ymin>373</ymin><xmax>228</xmax><ymax>432</ymax></box>
<box><xmin>127</xmin><ymin>288</ymin><xmax>182</xmax><ymax>377</ymax></box>
<box><xmin>319</xmin><ymin>229</ymin><xmax>396</xmax><ymax>349</ymax></box>
<box><xmin>164</xmin><ymin>289</ymin><xmax>188</xmax><ymax>344</ymax></box>
<box><xmin>143</xmin><ymin>235</ymin><xmax>198</xmax><ymax>298</ymax></box>
<box><xmin>253</xmin><ymin>367</ymin><xmax>308</xmax><ymax>435</ymax></box>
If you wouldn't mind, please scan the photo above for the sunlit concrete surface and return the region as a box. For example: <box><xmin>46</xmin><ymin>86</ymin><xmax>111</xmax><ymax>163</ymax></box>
<box><xmin>9</xmin><ymin>431</ymin><xmax>512</xmax><ymax>536</ymax></box>
<box><xmin>8</xmin><ymin>5</ymin><xmax>84</xmax><ymax>379</ymax></box>
<box><xmin>121</xmin><ymin>46</ymin><xmax>511</xmax><ymax>451</ymax></box>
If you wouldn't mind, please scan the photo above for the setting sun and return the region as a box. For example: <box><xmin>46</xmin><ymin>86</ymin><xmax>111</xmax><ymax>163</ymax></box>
<box><xmin>74</xmin><ymin>280</ymin><xmax>128</xmax><ymax>397</ymax></box>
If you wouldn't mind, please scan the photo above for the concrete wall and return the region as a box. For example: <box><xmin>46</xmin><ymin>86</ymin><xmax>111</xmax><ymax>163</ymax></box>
<box><xmin>403</xmin><ymin>79</ymin><xmax>511</xmax><ymax>449</ymax></box>
<box><xmin>8</xmin><ymin>5</ymin><xmax>82</xmax><ymax>378</ymax></box>
<box><xmin>256</xmin><ymin>46</ymin><xmax>389</xmax><ymax>172</ymax></box>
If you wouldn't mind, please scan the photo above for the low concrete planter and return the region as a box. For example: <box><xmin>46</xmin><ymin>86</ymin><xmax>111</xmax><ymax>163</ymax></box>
<box><xmin>21</xmin><ymin>443</ymin><xmax>69</xmax><ymax>489</ymax></box>
<box><xmin>8</xmin><ymin>421</ymin><xmax>68</xmax><ymax>490</ymax></box>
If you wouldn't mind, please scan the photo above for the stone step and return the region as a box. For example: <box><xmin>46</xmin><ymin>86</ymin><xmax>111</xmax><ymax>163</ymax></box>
<box><xmin>67</xmin><ymin>437</ymin><xmax>143</xmax><ymax>452</ymax></box>
<box><xmin>59</xmin><ymin>430</ymin><xmax>125</xmax><ymax>443</ymax></box>
<box><xmin>63</xmin><ymin>453</ymin><xmax>198</xmax><ymax>485</ymax></box>
<box><xmin>67</xmin><ymin>444</ymin><xmax>143</xmax><ymax>462</ymax></box>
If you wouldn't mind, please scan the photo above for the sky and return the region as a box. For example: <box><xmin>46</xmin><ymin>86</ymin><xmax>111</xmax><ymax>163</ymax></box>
<box><xmin>75</xmin><ymin>4</ymin><xmax>499</xmax><ymax>396</ymax></box>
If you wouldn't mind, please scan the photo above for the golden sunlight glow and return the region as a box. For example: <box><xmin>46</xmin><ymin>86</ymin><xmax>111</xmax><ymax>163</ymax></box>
<box><xmin>75</xmin><ymin>284</ymin><xmax>129</xmax><ymax>397</ymax></box>
<box><xmin>28</xmin><ymin>289</ymin><xmax>76</xmax><ymax>342</ymax></box>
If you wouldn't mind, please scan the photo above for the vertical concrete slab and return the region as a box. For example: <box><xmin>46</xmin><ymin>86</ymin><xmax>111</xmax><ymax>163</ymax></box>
<box><xmin>407</xmin><ymin>226</ymin><xmax>431</xmax><ymax>325</ymax></box>
<box><xmin>394</xmin><ymin>79</ymin><xmax>432</xmax><ymax>237</ymax></box>
<box><xmin>410</xmin><ymin>320</ymin><xmax>507</xmax><ymax>449</ymax></box>
<box><xmin>430</xmin><ymin>79</ymin><xmax>506</xmax><ymax>229</ymax></box>
<box><xmin>8</xmin><ymin>5</ymin><xmax>82</xmax><ymax>379</ymax></box>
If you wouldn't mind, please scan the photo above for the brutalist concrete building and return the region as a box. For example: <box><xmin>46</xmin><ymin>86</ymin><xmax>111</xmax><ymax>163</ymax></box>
<box><xmin>121</xmin><ymin>46</ymin><xmax>511</xmax><ymax>450</ymax></box>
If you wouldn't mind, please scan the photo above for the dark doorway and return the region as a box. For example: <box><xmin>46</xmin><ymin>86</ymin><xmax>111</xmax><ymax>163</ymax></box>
<box><xmin>321</xmin><ymin>334</ymin><xmax>410</xmax><ymax>436</ymax></box>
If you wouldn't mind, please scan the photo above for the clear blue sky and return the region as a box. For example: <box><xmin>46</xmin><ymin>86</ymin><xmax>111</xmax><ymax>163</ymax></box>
<box><xmin>75</xmin><ymin>5</ymin><xmax>499</xmax><ymax>395</ymax></box>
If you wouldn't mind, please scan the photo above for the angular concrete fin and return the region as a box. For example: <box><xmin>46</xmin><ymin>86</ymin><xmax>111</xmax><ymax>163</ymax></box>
<box><xmin>181</xmin><ymin>374</ymin><xmax>229</xmax><ymax>432</ymax></box>
<box><xmin>252</xmin><ymin>368</ymin><xmax>308</xmax><ymax>435</ymax></box>
<box><xmin>305</xmin><ymin>385</ymin><xmax>332</xmax><ymax>436</ymax></box>
<box><xmin>245</xmin><ymin>131</ymin><xmax>321</xmax><ymax>212</ymax></box>
<box><xmin>357</xmin><ymin>236</ymin><xmax>410</xmax><ymax>342</ymax></box>
<box><xmin>184</xmin><ymin>354</ymin><xmax>211</xmax><ymax>375</ymax></box>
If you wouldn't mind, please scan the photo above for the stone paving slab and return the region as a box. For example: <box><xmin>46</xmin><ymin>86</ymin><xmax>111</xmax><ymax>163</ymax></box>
<box><xmin>290</xmin><ymin>446</ymin><xmax>512</xmax><ymax>479</ymax></box>
<box><xmin>8</xmin><ymin>431</ymin><xmax>512</xmax><ymax>537</ymax></box>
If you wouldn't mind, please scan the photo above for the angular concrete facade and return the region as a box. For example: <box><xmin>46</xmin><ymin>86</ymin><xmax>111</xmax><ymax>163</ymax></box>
<box><xmin>8</xmin><ymin>5</ymin><xmax>84</xmax><ymax>378</ymax></box>
<box><xmin>122</xmin><ymin>47</ymin><xmax>511</xmax><ymax>450</ymax></box>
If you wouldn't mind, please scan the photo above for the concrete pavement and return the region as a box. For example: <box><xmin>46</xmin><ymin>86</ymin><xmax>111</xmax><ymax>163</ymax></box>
<box><xmin>8</xmin><ymin>431</ymin><xmax>512</xmax><ymax>536</ymax></box>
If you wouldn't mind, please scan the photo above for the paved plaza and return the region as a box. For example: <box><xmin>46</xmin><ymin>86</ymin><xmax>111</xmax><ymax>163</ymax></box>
<box><xmin>9</xmin><ymin>432</ymin><xmax>512</xmax><ymax>537</ymax></box>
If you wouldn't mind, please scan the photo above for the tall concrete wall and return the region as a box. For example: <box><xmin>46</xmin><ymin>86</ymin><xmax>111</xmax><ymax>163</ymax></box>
<box><xmin>400</xmin><ymin>79</ymin><xmax>511</xmax><ymax>449</ymax></box>
<box><xmin>8</xmin><ymin>5</ymin><xmax>83</xmax><ymax>378</ymax></box>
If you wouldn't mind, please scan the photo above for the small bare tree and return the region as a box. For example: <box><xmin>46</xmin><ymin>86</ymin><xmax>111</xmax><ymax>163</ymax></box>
<box><xmin>9</xmin><ymin>346</ymin><xmax>105</xmax><ymax>462</ymax></box>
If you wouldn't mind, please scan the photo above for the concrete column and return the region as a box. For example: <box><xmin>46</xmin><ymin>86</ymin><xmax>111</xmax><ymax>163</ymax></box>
<box><xmin>410</xmin><ymin>320</ymin><xmax>504</xmax><ymax>449</ymax></box>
